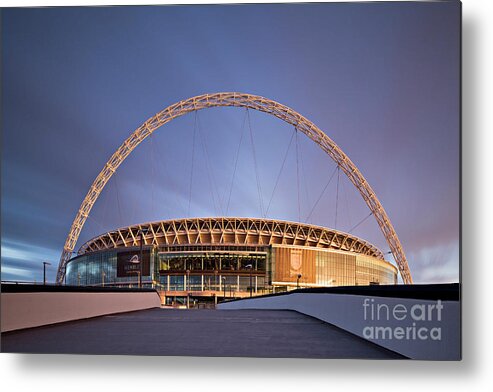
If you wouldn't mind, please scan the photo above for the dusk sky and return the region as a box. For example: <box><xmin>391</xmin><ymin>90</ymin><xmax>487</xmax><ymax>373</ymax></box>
<box><xmin>1</xmin><ymin>2</ymin><xmax>460</xmax><ymax>284</ymax></box>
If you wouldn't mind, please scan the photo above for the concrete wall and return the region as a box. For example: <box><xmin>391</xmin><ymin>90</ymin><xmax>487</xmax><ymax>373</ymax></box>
<box><xmin>1</xmin><ymin>291</ymin><xmax>161</xmax><ymax>332</ymax></box>
<box><xmin>217</xmin><ymin>293</ymin><xmax>460</xmax><ymax>360</ymax></box>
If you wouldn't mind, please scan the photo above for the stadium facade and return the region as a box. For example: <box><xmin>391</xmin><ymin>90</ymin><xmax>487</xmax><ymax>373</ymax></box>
<box><xmin>65</xmin><ymin>217</ymin><xmax>398</xmax><ymax>305</ymax></box>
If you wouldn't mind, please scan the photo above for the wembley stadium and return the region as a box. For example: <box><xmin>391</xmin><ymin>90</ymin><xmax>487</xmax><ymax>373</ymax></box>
<box><xmin>65</xmin><ymin>217</ymin><xmax>398</xmax><ymax>306</ymax></box>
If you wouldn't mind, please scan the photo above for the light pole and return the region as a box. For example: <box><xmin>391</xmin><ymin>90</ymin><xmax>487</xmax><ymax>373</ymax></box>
<box><xmin>222</xmin><ymin>276</ymin><xmax>226</xmax><ymax>300</ymax></box>
<box><xmin>246</xmin><ymin>264</ymin><xmax>253</xmax><ymax>297</ymax></box>
<box><xmin>43</xmin><ymin>261</ymin><xmax>51</xmax><ymax>285</ymax></box>
<box><xmin>297</xmin><ymin>274</ymin><xmax>302</xmax><ymax>289</ymax></box>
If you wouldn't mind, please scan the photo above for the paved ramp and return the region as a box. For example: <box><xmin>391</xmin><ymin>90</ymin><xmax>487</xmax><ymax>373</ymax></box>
<box><xmin>1</xmin><ymin>308</ymin><xmax>404</xmax><ymax>358</ymax></box>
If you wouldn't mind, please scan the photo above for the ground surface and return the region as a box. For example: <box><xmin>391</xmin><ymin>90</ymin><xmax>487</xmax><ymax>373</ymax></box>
<box><xmin>1</xmin><ymin>308</ymin><xmax>404</xmax><ymax>358</ymax></box>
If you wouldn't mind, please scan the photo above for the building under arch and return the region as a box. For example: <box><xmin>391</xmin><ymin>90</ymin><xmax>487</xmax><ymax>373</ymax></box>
<box><xmin>57</xmin><ymin>93</ymin><xmax>412</xmax><ymax>285</ymax></box>
<box><xmin>65</xmin><ymin>217</ymin><xmax>397</xmax><ymax>305</ymax></box>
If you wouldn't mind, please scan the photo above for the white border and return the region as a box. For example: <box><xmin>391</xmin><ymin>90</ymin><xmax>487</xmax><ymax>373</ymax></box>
<box><xmin>2</xmin><ymin>0</ymin><xmax>493</xmax><ymax>390</ymax></box>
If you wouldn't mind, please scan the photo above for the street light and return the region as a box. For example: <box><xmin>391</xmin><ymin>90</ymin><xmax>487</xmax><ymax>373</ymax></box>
<box><xmin>245</xmin><ymin>264</ymin><xmax>253</xmax><ymax>297</ymax></box>
<box><xmin>43</xmin><ymin>261</ymin><xmax>51</xmax><ymax>285</ymax></box>
<box><xmin>222</xmin><ymin>276</ymin><xmax>226</xmax><ymax>300</ymax></box>
<box><xmin>297</xmin><ymin>274</ymin><xmax>302</xmax><ymax>289</ymax></box>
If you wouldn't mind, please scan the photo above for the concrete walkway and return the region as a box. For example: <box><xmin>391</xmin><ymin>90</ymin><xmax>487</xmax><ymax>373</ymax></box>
<box><xmin>1</xmin><ymin>308</ymin><xmax>404</xmax><ymax>358</ymax></box>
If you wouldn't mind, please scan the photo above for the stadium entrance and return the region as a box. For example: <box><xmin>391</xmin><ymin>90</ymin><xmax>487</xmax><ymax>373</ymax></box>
<box><xmin>156</xmin><ymin>245</ymin><xmax>269</xmax><ymax>306</ymax></box>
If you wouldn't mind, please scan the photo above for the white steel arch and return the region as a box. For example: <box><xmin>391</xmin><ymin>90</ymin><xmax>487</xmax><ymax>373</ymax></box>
<box><xmin>57</xmin><ymin>92</ymin><xmax>412</xmax><ymax>284</ymax></box>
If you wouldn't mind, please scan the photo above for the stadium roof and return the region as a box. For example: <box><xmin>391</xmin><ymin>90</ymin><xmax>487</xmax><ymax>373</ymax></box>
<box><xmin>78</xmin><ymin>217</ymin><xmax>384</xmax><ymax>259</ymax></box>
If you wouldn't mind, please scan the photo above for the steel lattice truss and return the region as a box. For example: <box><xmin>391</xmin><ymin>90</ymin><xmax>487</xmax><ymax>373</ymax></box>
<box><xmin>57</xmin><ymin>92</ymin><xmax>413</xmax><ymax>284</ymax></box>
<box><xmin>78</xmin><ymin>217</ymin><xmax>385</xmax><ymax>259</ymax></box>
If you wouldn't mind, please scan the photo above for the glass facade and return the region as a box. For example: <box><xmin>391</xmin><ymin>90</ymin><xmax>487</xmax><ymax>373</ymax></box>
<box><xmin>65</xmin><ymin>244</ymin><xmax>397</xmax><ymax>296</ymax></box>
<box><xmin>316</xmin><ymin>251</ymin><xmax>356</xmax><ymax>286</ymax></box>
<box><xmin>65</xmin><ymin>248</ymin><xmax>156</xmax><ymax>287</ymax></box>
<box><xmin>313</xmin><ymin>250</ymin><xmax>397</xmax><ymax>287</ymax></box>
<box><xmin>356</xmin><ymin>255</ymin><xmax>397</xmax><ymax>285</ymax></box>
<box><xmin>270</xmin><ymin>245</ymin><xmax>397</xmax><ymax>290</ymax></box>
<box><xmin>155</xmin><ymin>245</ymin><xmax>268</xmax><ymax>295</ymax></box>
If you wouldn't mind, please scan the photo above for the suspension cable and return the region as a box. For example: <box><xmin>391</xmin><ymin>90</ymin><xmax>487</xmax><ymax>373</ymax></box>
<box><xmin>265</xmin><ymin>127</ymin><xmax>296</xmax><ymax>217</ymax></box>
<box><xmin>113</xmin><ymin>173</ymin><xmax>124</xmax><ymax>227</ymax></box>
<box><xmin>196</xmin><ymin>112</ymin><xmax>222</xmax><ymax>216</ymax></box>
<box><xmin>128</xmin><ymin>159</ymin><xmax>139</xmax><ymax>225</ymax></box>
<box><xmin>335</xmin><ymin>165</ymin><xmax>340</xmax><ymax>230</ymax></box>
<box><xmin>340</xmin><ymin>172</ymin><xmax>352</xmax><ymax>229</ymax></box>
<box><xmin>348</xmin><ymin>211</ymin><xmax>373</xmax><ymax>233</ymax></box>
<box><xmin>151</xmin><ymin>128</ymin><xmax>182</xmax><ymax>218</ymax></box>
<box><xmin>150</xmin><ymin>133</ymin><xmax>155</xmax><ymax>219</ymax></box>
<box><xmin>305</xmin><ymin>165</ymin><xmax>339</xmax><ymax>223</ymax></box>
<box><xmin>298</xmin><ymin>133</ymin><xmax>311</xmax><ymax>220</ymax></box>
<box><xmin>246</xmin><ymin>109</ymin><xmax>265</xmax><ymax>218</ymax></box>
<box><xmin>100</xmin><ymin>178</ymin><xmax>110</xmax><ymax>230</ymax></box>
<box><xmin>87</xmin><ymin>214</ymin><xmax>105</xmax><ymax>234</ymax></box>
<box><xmin>295</xmin><ymin>127</ymin><xmax>301</xmax><ymax>222</ymax></box>
<box><xmin>226</xmin><ymin>110</ymin><xmax>248</xmax><ymax>215</ymax></box>
<box><xmin>188</xmin><ymin>112</ymin><xmax>198</xmax><ymax>217</ymax></box>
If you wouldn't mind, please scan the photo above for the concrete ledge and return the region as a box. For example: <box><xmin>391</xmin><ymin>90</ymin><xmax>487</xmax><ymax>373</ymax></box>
<box><xmin>1</xmin><ymin>291</ymin><xmax>161</xmax><ymax>332</ymax></box>
<box><xmin>217</xmin><ymin>289</ymin><xmax>461</xmax><ymax>360</ymax></box>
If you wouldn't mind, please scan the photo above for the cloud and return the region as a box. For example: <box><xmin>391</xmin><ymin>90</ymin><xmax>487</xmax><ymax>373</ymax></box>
<box><xmin>1</xmin><ymin>238</ymin><xmax>60</xmax><ymax>282</ymax></box>
<box><xmin>1</xmin><ymin>265</ymin><xmax>36</xmax><ymax>280</ymax></box>
<box><xmin>407</xmin><ymin>240</ymin><xmax>459</xmax><ymax>284</ymax></box>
